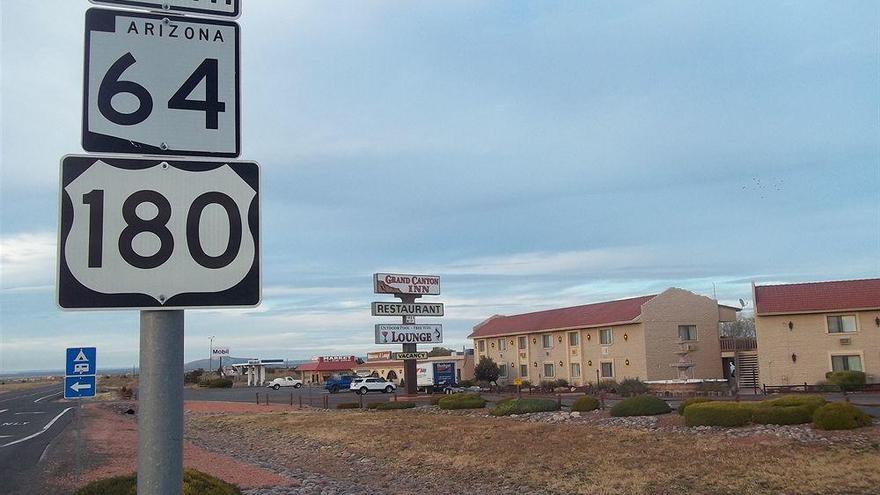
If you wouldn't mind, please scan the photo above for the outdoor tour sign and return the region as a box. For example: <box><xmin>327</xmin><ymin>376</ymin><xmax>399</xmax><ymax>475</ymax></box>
<box><xmin>375</xmin><ymin>324</ymin><xmax>443</xmax><ymax>344</ymax></box>
<box><xmin>82</xmin><ymin>8</ymin><xmax>240</xmax><ymax>157</ymax></box>
<box><xmin>57</xmin><ymin>155</ymin><xmax>260</xmax><ymax>309</ymax></box>
<box><xmin>89</xmin><ymin>0</ymin><xmax>241</xmax><ymax>18</ymax></box>
<box><xmin>373</xmin><ymin>273</ymin><xmax>440</xmax><ymax>295</ymax></box>
<box><xmin>371</xmin><ymin>301</ymin><xmax>444</xmax><ymax>317</ymax></box>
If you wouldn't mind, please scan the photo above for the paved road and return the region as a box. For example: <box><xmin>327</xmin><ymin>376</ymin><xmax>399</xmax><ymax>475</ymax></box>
<box><xmin>0</xmin><ymin>385</ymin><xmax>77</xmax><ymax>495</ymax></box>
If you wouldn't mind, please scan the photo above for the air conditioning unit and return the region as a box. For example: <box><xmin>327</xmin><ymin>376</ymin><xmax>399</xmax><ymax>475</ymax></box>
<box><xmin>839</xmin><ymin>337</ymin><xmax>852</xmax><ymax>345</ymax></box>
<box><xmin>686</xmin><ymin>344</ymin><xmax>697</xmax><ymax>352</ymax></box>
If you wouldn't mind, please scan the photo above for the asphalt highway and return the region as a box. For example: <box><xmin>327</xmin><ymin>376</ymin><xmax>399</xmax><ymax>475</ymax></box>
<box><xmin>0</xmin><ymin>384</ymin><xmax>77</xmax><ymax>495</ymax></box>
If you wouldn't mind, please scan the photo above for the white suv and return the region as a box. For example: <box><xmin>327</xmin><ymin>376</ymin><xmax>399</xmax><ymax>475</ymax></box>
<box><xmin>266</xmin><ymin>377</ymin><xmax>303</xmax><ymax>390</ymax></box>
<box><xmin>350</xmin><ymin>377</ymin><xmax>396</xmax><ymax>395</ymax></box>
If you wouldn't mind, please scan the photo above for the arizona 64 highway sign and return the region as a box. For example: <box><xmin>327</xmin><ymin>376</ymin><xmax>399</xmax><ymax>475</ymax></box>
<box><xmin>58</xmin><ymin>155</ymin><xmax>259</xmax><ymax>309</ymax></box>
<box><xmin>89</xmin><ymin>0</ymin><xmax>241</xmax><ymax>19</ymax></box>
<box><xmin>83</xmin><ymin>8</ymin><xmax>239</xmax><ymax>157</ymax></box>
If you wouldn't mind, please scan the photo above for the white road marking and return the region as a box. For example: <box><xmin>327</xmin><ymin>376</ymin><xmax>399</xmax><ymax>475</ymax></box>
<box><xmin>39</xmin><ymin>442</ymin><xmax>52</xmax><ymax>463</ymax></box>
<box><xmin>34</xmin><ymin>392</ymin><xmax>62</xmax><ymax>403</ymax></box>
<box><xmin>0</xmin><ymin>407</ymin><xmax>73</xmax><ymax>448</ymax></box>
<box><xmin>0</xmin><ymin>409</ymin><xmax>8</xmax><ymax>414</ymax></box>
<box><xmin>0</xmin><ymin>389</ymin><xmax>58</xmax><ymax>404</ymax></box>
<box><xmin>15</xmin><ymin>411</ymin><xmax>47</xmax><ymax>415</ymax></box>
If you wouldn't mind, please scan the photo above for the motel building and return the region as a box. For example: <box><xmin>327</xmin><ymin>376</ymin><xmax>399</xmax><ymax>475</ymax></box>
<box><xmin>295</xmin><ymin>356</ymin><xmax>359</xmax><ymax>384</ymax></box>
<box><xmin>357</xmin><ymin>350</ymin><xmax>476</xmax><ymax>384</ymax></box>
<box><xmin>754</xmin><ymin>278</ymin><xmax>880</xmax><ymax>387</ymax></box>
<box><xmin>469</xmin><ymin>288</ymin><xmax>739</xmax><ymax>386</ymax></box>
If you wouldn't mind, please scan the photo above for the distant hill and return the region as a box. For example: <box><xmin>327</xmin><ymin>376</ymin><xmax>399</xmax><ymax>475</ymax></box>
<box><xmin>184</xmin><ymin>357</ymin><xmax>311</xmax><ymax>371</ymax></box>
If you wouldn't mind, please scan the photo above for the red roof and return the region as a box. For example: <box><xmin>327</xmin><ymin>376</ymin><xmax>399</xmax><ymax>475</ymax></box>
<box><xmin>468</xmin><ymin>295</ymin><xmax>656</xmax><ymax>338</ymax></box>
<box><xmin>754</xmin><ymin>278</ymin><xmax>880</xmax><ymax>315</ymax></box>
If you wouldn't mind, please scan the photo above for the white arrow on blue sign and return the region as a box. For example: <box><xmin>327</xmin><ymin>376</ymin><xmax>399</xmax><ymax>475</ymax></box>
<box><xmin>64</xmin><ymin>376</ymin><xmax>97</xmax><ymax>399</ymax></box>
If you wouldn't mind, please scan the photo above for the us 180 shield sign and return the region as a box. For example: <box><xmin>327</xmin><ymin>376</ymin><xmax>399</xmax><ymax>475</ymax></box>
<box><xmin>57</xmin><ymin>155</ymin><xmax>260</xmax><ymax>310</ymax></box>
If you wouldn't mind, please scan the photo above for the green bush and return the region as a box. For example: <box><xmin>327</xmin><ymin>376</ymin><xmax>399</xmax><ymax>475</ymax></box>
<box><xmin>813</xmin><ymin>380</ymin><xmax>841</xmax><ymax>392</ymax></box>
<box><xmin>571</xmin><ymin>396</ymin><xmax>600</xmax><ymax>412</ymax></box>
<box><xmin>677</xmin><ymin>397</ymin><xmax>712</xmax><ymax>415</ymax></box>
<box><xmin>199</xmin><ymin>377</ymin><xmax>233</xmax><ymax>388</ymax></box>
<box><xmin>438</xmin><ymin>393</ymin><xmax>486</xmax><ymax>410</ymax></box>
<box><xmin>825</xmin><ymin>371</ymin><xmax>866</xmax><ymax>391</ymax></box>
<box><xmin>554</xmin><ymin>379</ymin><xmax>570</xmax><ymax>388</ymax></box>
<box><xmin>75</xmin><ymin>469</ymin><xmax>241</xmax><ymax>495</ymax></box>
<box><xmin>684</xmin><ymin>402</ymin><xmax>752</xmax><ymax>427</ymax></box>
<box><xmin>375</xmin><ymin>401</ymin><xmax>416</xmax><ymax>410</ymax></box>
<box><xmin>617</xmin><ymin>378</ymin><xmax>649</xmax><ymax>397</ymax></box>
<box><xmin>184</xmin><ymin>369</ymin><xmax>205</xmax><ymax>384</ymax></box>
<box><xmin>457</xmin><ymin>379</ymin><xmax>474</xmax><ymax>387</ymax></box>
<box><xmin>430</xmin><ymin>395</ymin><xmax>444</xmax><ymax>405</ymax></box>
<box><xmin>751</xmin><ymin>405</ymin><xmax>814</xmax><ymax>425</ymax></box>
<box><xmin>813</xmin><ymin>402</ymin><xmax>873</xmax><ymax>430</ymax></box>
<box><xmin>610</xmin><ymin>395</ymin><xmax>671</xmax><ymax>417</ymax></box>
<box><xmin>366</xmin><ymin>402</ymin><xmax>383</xmax><ymax>409</ymax></box>
<box><xmin>336</xmin><ymin>402</ymin><xmax>360</xmax><ymax>409</ymax></box>
<box><xmin>490</xmin><ymin>398</ymin><xmax>559</xmax><ymax>416</ymax></box>
<box><xmin>762</xmin><ymin>395</ymin><xmax>826</xmax><ymax>415</ymax></box>
<box><xmin>596</xmin><ymin>379</ymin><xmax>619</xmax><ymax>393</ymax></box>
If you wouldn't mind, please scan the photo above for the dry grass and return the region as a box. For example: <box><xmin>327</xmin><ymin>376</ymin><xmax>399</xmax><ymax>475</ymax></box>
<box><xmin>192</xmin><ymin>410</ymin><xmax>880</xmax><ymax>495</ymax></box>
<box><xmin>0</xmin><ymin>379</ymin><xmax>58</xmax><ymax>393</ymax></box>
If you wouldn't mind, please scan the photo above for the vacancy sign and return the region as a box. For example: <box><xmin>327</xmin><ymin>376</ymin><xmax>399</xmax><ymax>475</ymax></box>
<box><xmin>57</xmin><ymin>155</ymin><xmax>260</xmax><ymax>310</ymax></box>
<box><xmin>373</xmin><ymin>273</ymin><xmax>440</xmax><ymax>295</ymax></box>
<box><xmin>375</xmin><ymin>324</ymin><xmax>443</xmax><ymax>344</ymax></box>
<box><xmin>83</xmin><ymin>8</ymin><xmax>240</xmax><ymax>157</ymax></box>
<box><xmin>89</xmin><ymin>0</ymin><xmax>241</xmax><ymax>18</ymax></box>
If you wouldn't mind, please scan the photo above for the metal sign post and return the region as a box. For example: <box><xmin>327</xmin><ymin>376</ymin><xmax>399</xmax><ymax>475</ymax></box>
<box><xmin>138</xmin><ymin>310</ymin><xmax>184</xmax><ymax>494</ymax></box>
<box><xmin>398</xmin><ymin>294</ymin><xmax>419</xmax><ymax>396</ymax></box>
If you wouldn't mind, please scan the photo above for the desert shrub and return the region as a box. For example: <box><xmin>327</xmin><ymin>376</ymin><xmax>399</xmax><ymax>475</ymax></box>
<box><xmin>571</xmin><ymin>396</ymin><xmax>600</xmax><ymax>412</ymax></box>
<box><xmin>520</xmin><ymin>380</ymin><xmax>532</xmax><ymax>389</ymax></box>
<box><xmin>438</xmin><ymin>393</ymin><xmax>486</xmax><ymax>410</ymax></box>
<box><xmin>610</xmin><ymin>395</ymin><xmax>671</xmax><ymax>417</ymax></box>
<box><xmin>457</xmin><ymin>379</ymin><xmax>474</xmax><ymax>387</ymax></box>
<box><xmin>617</xmin><ymin>378</ymin><xmax>649</xmax><ymax>397</ymax></box>
<box><xmin>677</xmin><ymin>397</ymin><xmax>712</xmax><ymax>415</ymax></box>
<box><xmin>184</xmin><ymin>369</ymin><xmax>205</xmax><ymax>384</ymax></box>
<box><xmin>554</xmin><ymin>379</ymin><xmax>570</xmax><ymax>388</ymax></box>
<box><xmin>117</xmin><ymin>386</ymin><xmax>134</xmax><ymax>400</ymax></box>
<box><xmin>596</xmin><ymin>379</ymin><xmax>619</xmax><ymax>393</ymax></box>
<box><xmin>336</xmin><ymin>402</ymin><xmax>360</xmax><ymax>409</ymax></box>
<box><xmin>762</xmin><ymin>395</ymin><xmax>826</xmax><ymax>415</ymax></box>
<box><xmin>824</xmin><ymin>371</ymin><xmax>866</xmax><ymax>391</ymax></box>
<box><xmin>539</xmin><ymin>380</ymin><xmax>556</xmax><ymax>392</ymax></box>
<box><xmin>375</xmin><ymin>402</ymin><xmax>416</xmax><ymax>410</ymax></box>
<box><xmin>75</xmin><ymin>469</ymin><xmax>241</xmax><ymax>495</ymax></box>
<box><xmin>366</xmin><ymin>402</ymin><xmax>383</xmax><ymax>410</ymax></box>
<box><xmin>199</xmin><ymin>377</ymin><xmax>233</xmax><ymax>388</ymax></box>
<box><xmin>813</xmin><ymin>402</ymin><xmax>872</xmax><ymax>430</ymax></box>
<box><xmin>430</xmin><ymin>395</ymin><xmax>444</xmax><ymax>405</ymax></box>
<box><xmin>490</xmin><ymin>398</ymin><xmax>559</xmax><ymax>416</ymax></box>
<box><xmin>813</xmin><ymin>380</ymin><xmax>841</xmax><ymax>392</ymax></box>
<box><xmin>684</xmin><ymin>402</ymin><xmax>752</xmax><ymax>427</ymax></box>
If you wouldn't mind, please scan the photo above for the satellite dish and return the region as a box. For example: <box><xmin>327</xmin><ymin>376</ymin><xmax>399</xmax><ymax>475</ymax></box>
<box><xmin>739</xmin><ymin>299</ymin><xmax>746</xmax><ymax>308</ymax></box>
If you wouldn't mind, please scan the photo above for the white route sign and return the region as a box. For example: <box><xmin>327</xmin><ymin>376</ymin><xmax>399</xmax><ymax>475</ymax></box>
<box><xmin>371</xmin><ymin>302</ymin><xmax>444</xmax><ymax>317</ymax></box>
<box><xmin>373</xmin><ymin>273</ymin><xmax>440</xmax><ymax>295</ymax></box>
<box><xmin>57</xmin><ymin>155</ymin><xmax>260</xmax><ymax>310</ymax></box>
<box><xmin>83</xmin><ymin>8</ymin><xmax>240</xmax><ymax>157</ymax></box>
<box><xmin>375</xmin><ymin>324</ymin><xmax>443</xmax><ymax>344</ymax></box>
<box><xmin>89</xmin><ymin>0</ymin><xmax>241</xmax><ymax>19</ymax></box>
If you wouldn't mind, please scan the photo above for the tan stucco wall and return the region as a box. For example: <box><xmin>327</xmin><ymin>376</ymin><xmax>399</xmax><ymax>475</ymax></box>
<box><xmin>640</xmin><ymin>288</ymin><xmax>724</xmax><ymax>380</ymax></box>
<box><xmin>756</xmin><ymin>311</ymin><xmax>880</xmax><ymax>385</ymax></box>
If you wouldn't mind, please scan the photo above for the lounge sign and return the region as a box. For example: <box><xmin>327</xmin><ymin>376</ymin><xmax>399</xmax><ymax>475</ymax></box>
<box><xmin>374</xmin><ymin>324</ymin><xmax>443</xmax><ymax>344</ymax></box>
<box><xmin>373</xmin><ymin>273</ymin><xmax>440</xmax><ymax>295</ymax></box>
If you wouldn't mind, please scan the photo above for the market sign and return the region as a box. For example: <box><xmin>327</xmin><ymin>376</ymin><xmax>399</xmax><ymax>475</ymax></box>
<box><xmin>373</xmin><ymin>273</ymin><xmax>440</xmax><ymax>295</ymax></box>
<box><xmin>391</xmin><ymin>352</ymin><xmax>428</xmax><ymax>360</ymax></box>
<box><xmin>375</xmin><ymin>324</ymin><xmax>443</xmax><ymax>344</ymax></box>
<box><xmin>371</xmin><ymin>302</ymin><xmax>444</xmax><ymax>317</ymax></box>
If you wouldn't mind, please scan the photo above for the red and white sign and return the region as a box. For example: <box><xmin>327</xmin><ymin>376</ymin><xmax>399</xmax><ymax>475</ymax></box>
<box><xmin>313</xmin><ymin>355</ymin><xmax>356</xmax><ymax>363</ymax></box>
<box><xmin>367</xmin><ymin>351</ymin><xmax>392</xmax><ymax>361</ymax></box>
<box><xmin>373</xmin><ymin>273</ymin><xmax>440</xmax><ymax>295</ymax></box>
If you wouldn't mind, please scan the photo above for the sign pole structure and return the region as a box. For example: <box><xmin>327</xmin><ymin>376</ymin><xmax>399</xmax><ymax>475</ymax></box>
<box><xmin>398</xmin><ymin>294</ymin><xmax>419</xmax><ymax>396</ymax></box>
<box><xmin>138</xmin><ymin>310</ymin><xmax>185</xmax><ymax>495</ymax></box>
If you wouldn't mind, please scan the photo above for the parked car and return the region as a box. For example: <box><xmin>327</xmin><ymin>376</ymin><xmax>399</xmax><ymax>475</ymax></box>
<box><xmin>350</xmin><ymin>377</ymin><xmax>396</xmax><ymax>395</ymax></box>
<box><xmin>324</xmin><ymin>374</ymin><xmax>356</xmax><ymax>393</ymax></box>
<box><xmin>266</xmin><ymin>377</ymin><xmax>303</xmax><ymax>390</ymax></box>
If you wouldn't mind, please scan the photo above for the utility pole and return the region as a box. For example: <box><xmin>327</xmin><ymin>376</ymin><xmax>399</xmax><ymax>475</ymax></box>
<box><xmin>209</xmin><ymin>335</ymin><xmax>215</xmax><ymax>375</ymax></box>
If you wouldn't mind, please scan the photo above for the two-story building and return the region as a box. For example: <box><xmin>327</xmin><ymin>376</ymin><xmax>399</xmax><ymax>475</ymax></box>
<box><xmin>754</xmin><ymin>278</ymin><xmax>880</xmax><ymax>386</ymax></box>
<box><xmin>468</xmin><ymin>288</ymin><xmax>738</xmax><ymax>386</ymax></box>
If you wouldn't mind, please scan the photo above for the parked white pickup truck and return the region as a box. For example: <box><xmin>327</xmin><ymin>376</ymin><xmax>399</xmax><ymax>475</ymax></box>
<box><xmin>266</xmin><ymin>377</ymin><xmax>303</xmax><ymax>390</ymax></box>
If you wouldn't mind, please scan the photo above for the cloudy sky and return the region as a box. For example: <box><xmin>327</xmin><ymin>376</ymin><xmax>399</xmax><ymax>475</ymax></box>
<box><xmin>1</xmin><ymin>1</ymin><xmax>878</xmax><ymax>372</ymax></box>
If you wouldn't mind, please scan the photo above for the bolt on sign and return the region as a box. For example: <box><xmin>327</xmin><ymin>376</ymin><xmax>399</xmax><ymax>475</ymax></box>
<box><xmin>57</xmin><ymin>155</ymin><xmax>260</xmax><ymax>309</ymax></box>
<box><xmin>375</xmin><ymin>324</ymin><xmax>443</xmax><ymax>344</ymax></box>
<box><xmin>89</xmin><ymin>0</ymin><xmax>241</xmax><ymax>18</ymax></box>
<box><xmin>82</xmin><ymin>8</ymin><xmax>240</xmax><ymax>157</ymax></box>
<box><xmin>373</xmin><ymin>273</ymin><xmax>440</xmax><ymax>295</ymax></box>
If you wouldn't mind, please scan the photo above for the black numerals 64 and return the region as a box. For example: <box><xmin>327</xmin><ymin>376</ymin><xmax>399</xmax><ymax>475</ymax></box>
<box><xmin>82</xmin><ymin>189</ymin><xmax>243</xmax><ymax>270</ymax></box>
<box><xmin>98</xmin><ymin>53</ymin><xmax>225</xmax><ymax>129</ymax></box>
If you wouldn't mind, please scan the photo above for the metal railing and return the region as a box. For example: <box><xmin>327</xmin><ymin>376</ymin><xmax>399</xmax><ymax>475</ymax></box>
<box><xmin>720</xmin><ymin>337</ymin><xmax>757</xmax><ymax>352</ymax></box>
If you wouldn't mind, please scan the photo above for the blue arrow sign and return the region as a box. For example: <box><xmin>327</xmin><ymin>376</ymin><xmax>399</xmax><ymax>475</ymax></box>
<box><xmin>64</xmin><ymin>375</ymin><xmax>96</xmax><ymax>399</ymax></box>
<box><xmin>66</xmin><ymin>347</ymin><xmax>97</xmax><ymax>376</ymax></box>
